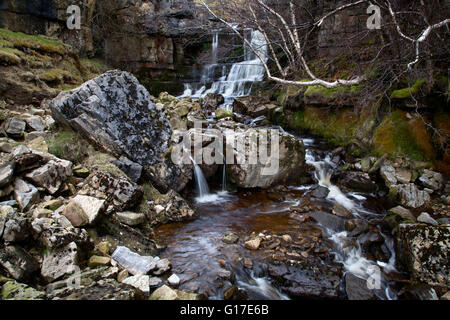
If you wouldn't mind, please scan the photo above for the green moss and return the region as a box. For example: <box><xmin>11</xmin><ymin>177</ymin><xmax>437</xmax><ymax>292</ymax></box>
<box><xmin>390</xmin><ymin>79</ymin><xmax>426</xmax><ymax>99</ymax></box>
<box><xmin>0</xmin><ymin>47</ymin><xmax>21</xmax><ymax>65</ymax></box>
<box><xmin>39</xmin><ymin>68</ymin><xmax>71</xmax><ymax>84</ymax></box>
<box><xmin>47</xmin><ymin>129</ymin><xmax>93</xmax><ymax>164</ymax></box>
<box><xmin>304</xmin><ymin>84</ymin><xmax>363</xmax><ymax>99</ymax></box>
<box><xmin>0</xmin><ymin>28</ymin><xmax>67</xmax><ymax>55</ymax></box>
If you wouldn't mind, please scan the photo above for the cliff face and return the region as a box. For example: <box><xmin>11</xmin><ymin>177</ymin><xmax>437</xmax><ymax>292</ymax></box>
<box><xmin>0</xmin><ymin>0</ymin><xmax>207</xmax><ymax>94</ymax></box>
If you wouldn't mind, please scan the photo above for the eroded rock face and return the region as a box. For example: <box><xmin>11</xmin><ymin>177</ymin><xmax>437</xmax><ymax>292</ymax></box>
<box><xmin>397</xmin><ymin>224</ymin><xmax>449</xmax><ymax>288</ymax></box>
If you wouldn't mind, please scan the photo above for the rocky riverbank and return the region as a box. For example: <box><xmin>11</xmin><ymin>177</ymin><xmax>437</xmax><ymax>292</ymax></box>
<box><xmin>0</xmin><ymin>66</ymin><xmax>448</xmax><ymax>300</ymax></box>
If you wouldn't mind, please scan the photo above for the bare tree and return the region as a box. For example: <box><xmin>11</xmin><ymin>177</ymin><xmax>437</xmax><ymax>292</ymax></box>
<box><xmin>199</xmin><ymin>0</ymin><xmax>449</xmax><ymax>89</ymax></box>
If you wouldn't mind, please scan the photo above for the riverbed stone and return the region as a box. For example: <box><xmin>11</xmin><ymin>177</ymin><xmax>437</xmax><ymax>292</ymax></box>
<box><xmin>116</xmin><ymin>212</ymin><xmax>146</xmax><ymax>226</ymax></box>
<box><xmin>25</xmin><ymin>115</ymin><xmax>46</xmax><ymax>132</ymax></box>
<box><xmin>168</xmin><ymin>274</ymin><xmax>180</xmax><ymax>287</ymax></box>
<box><xmin>417</xmin><ymin>212</ymin><xmax>438</xmax><ymax>226</ymax></box>
<box><xmin>122</xmin><ymin>274</ymin><xmax>150</xmax><ymax>294</ymax></box>
<box><xmin>345</xmin><ymin>273</ymin><xmax>376</xmax><ymax>300</ymax></box>
<box><xmin>153</xmin><ymin>258</ymin><xmax>171</xmax><ymax>275</ymax></box>
<box><xmin>88</xmin><ymin>256</ymin><xmax>111</xmax><ymax>268</ymax></box>
<box><xmin>244</xmin><ymin>238</ymin><xmax>261</xmax><ymax>250</ymax></box>
<box><xmin>150</xmin><ymin>285</ymin><xmax>177</xmax><ymax>300</ymax></box>
<box><xmin>339</xmin><ymin>171</ymin><xmax>377</xmax><ymax>193</ymax></box>
<box><xmin>111</xmin><ymin>246</ymin><xmax>157</xmax><ymax>275</ymax></box>
<box><xmin>388</xmin><ymin>206</ymin><xmax>416</xmax><ymax>221</ymax></box>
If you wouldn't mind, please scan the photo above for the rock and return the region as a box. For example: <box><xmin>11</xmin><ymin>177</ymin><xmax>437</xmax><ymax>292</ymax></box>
<box><xmin>73</xmin><ymin>167</ymin><xmax>90</xmax><ymax>178</ymax></box>
<box><xmin>25</xmin><ymin>159</ymin><xmax>73</xmax><ymax>194</ymax></box>
<box><xmin>441</xmin><ymin>292</ymin><xmax>450</xmax><ymax>300</ymax></box>
<box><xmin>39</xmin><ymin>199</ymin><xmax>63</xmax><ymax>212</ymax></box>
<box><xmin>419</xmin><ymin>169</ymin><xmax>444</xmax><ymax>191</ymax></box>
<box><xmin>96</xmin><ymin>241</ymin><xmax>111</xmax><ymax>256</ymax></box>
<box><xmin>380</xmin><ymin>165</ymin><xmax>397</xmax><ymax>187</ymax></box>
<box><xmin>122</xmin><ymin>275</ymin><xmax>150</xmax><ymax>294</ymax></box>
<box><xmin>153</xmin><ymin>259</ymin><xmax>171</xmax><ymax>276</ymax></box>
<box><xmin>388</xmin><ymin>206</ymin><xmax>416</xmax><ymax>221</ymax></box>
<box><xmin>13</xmin><ymin>179</ymin><xmax>40</xmax><ymax>212</ymax></box>
<box><xmin>13</xmin><ymin>152</ymin><xmax>43</xmax><ymax>173</ymax></box>
<box><xmin>79</xmin><ymin>171</ymin><xmax>142</xmax><ymax>213</ymax></box>
<box><xmin>117</xmin><ymin>270</ymin><xmax>129</xmax><ymax>283</ymax></box>
<box><xmin>396</xmin><ymin>184</ymin><xmax>431</xmax><ymax>208</ymax></box>
<box><xmin>339</xmin><ymin>171</ymin><xmax>377</xmax><ymax>193</ymax></box>
<box><xmin>444</xmin><ymin>196</ymin><xmax>450</xmax><ymax>205</ymax></box>
<box><xmin>224</xmin><ymin>285</ymin><xmax>239</xmax><ymax>300</ymax></box>
<box><xmin>155</xmin><ymin>205</ymin><xmax>165</xmax><ymax>215</ymax></box>
<box><xmin>244</xmin><ymin>238</ymin><xmax>261</xmax><ymax>250</ymax></box>
<box><xmin>0</xmin><ymin>142</ymin><xmax>12</xmax><ymax>153</ymax></box>
<box><xmin>308</xmin><ymin>211</ymin><xmax>345</xmax><ymax>232</ymax></box>
<box><xmin>346</xmin><ymin>219</ymin><xmax>369</xmax><ymax>237</ymax></box>
<box><xmin>149</xmin><ymin>189</ymin><xmax>197</xmax><ymax>224</ymax></box>
<box><xmin>116</xmin><ymin>212</ymin><xmax>146</xmax><ymax>227</ymax></box>
<box><xmin>223</xmin><ymin>124</ymin><xmax>306</xmax><ymax>188</ymax></box>
<box><xmin>4</xmin><ymin>117</ymin><xmax>26</xmax><ymax>138</ymax></box>
<box><xmin>0</xmin><ymin>162</ymin><xmax>14</xmax><ymax>188</ymax></box>
<box><xmin>111</xmin><ymin>246</ymin><xmax>157</xmax><ymax>276</ymax></box>
<box><xmin>282</xmin><ymin>235</ymin><xmax>292</xmax><ymax>242</ymax></box>
<box><xmin>215</xmin><ymin>108</ymin><xmax>234</xmax><ymax>120</ymax></box>
<box><xmin>11</xmin><ymin>145</ymin><xmax>30</xmax><ymax>158</ymax></box>
<box><xmin>63</xmin><ymin>195</ymin><xmax>105</xmax><ymax>226</ymax></box>
<box><xmin>31</xmin><ymin>213</ymin><xmax>92</xmax><ymax>249</ymax></box>
<box><xmin>396</xmin><ymin>168</ymin><xmax>412</xmax><ymax>184</ymax></box>
<box><xmin>41</xmin><ymin>242</ymin><xmax>80</xmax><ymax>282</ymax></box>
<box><xmin>25</xmin><ymin>116</ymin><xmax>46</xmax><ymax>132</ymax></box>
<box><xmin>311</xmin><ymin>186</ymin><xmax>329</xmax><ymax>199</ymax></box>
<box><xmin>149</xmin><ymin>277</ymin><xmax>163</xmax><ymax>288</ymax></box>
<box><xmin>150</xmin><ymin>285</ymin><xmax>178</xmax><ymax>300</ymax></box>
<box><xmin>417</xmin><ymin>212</ymin><xmax>439</xmax><ymax>226</ymax></box>
<box><xmin>397</xmin><ymin>224</ymin><xmax>449</xmax><ymax>287</ymax></box>
<box><xmin>232</xmin><ymin>96</ymin><xmax>277</xmax><ymax>117</ymax></box>
<box><xmin>0</xmin><ymin>246</ymin><xmax>39</xmax><ymax>282</ymax></box>
<box><xmin>110</xmin><ymin>157</ymin><xmax>143</xmax><ymax>183</ymax></box>
<box><xmin>202</xmin><ymin>93</ymin><xmax>224</xmax><ymax>114</ymax></box>
<box><xmin>222</xmin><ymin>232</ymin><xmax>239</xmax><ymax>244</ymax></box>
<box><xmin>2</xmin><ymin>214</ymin><xmax>29</xmax><ymax>243</ymax></box>
<box><xmin>168</xmin><ymin>274</ymin><xmax>180</xmax><ymax>287</ymax></box>
<box><xmin>332</xmin><ymin>203</ymin><xmax>353</xmax><ymax>218</ymax></box>
<box><xmin>403</xmin><ymin>283</ymin><xmax>438</xmax><ymax>300</ymax></box>
<box><xmin>2</xmin><ymin>281</ymin><xmax>45</xmax><ymax>300</ymax></box>
<box><xmin>88</xmin><ymin>256</ymin><xmax>111</xmax><ymax>268</ymax></box>
<box><xmin>49</xmin><ymin>71</ymin><xmax>184</xmax><ymax>191</ymax></box>
<box><xmin>345</xmin><ymin>273</ymin><xmax>376</xmax><ymax>300</ymax></box>
<box><xmin>26</xmin><ymin>137</ymin><xmax>48</xmax><ymax>153</ymax></box>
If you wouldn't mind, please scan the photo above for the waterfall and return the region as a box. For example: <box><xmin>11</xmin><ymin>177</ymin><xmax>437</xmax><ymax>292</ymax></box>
<box><xmin>181</xmin><ymin>29</ymin><xmax>268</xmax><ymax>108</ymax></box>
<box><xmin>190</xmin><ymin>156</ymin><xmax>210</xmax><ymax>198</ymax></box>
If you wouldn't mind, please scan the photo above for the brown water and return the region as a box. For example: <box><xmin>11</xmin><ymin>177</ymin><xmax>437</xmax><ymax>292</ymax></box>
<box><xmin>155</xmin><ymin>136</ymin><xmax>400</xmax><ymax>300</ymax></box>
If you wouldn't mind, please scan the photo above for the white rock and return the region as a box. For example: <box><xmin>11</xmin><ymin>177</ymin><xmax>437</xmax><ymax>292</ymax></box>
<box><xmin>41</xmin><ymin>242</ymin><xmax>79</xmax><ymax>282</ymax></box>
<box><xmin>122</xmin><ymin>275</ymin><xmax>150</xmax><ymax>294</ymax></box>
<box><xmin>69</xmin><ymin>195</ymin><xmax>105</xmax><ymax>224</ymax></box>
<box><xmin>155</xmin><ymin>205</ymin><xmax>165</xmax><ymax>214</ymax></box>
<box><xmin>168</xmin><ymin>274</ymin><xmax>180</xmax><ymax>287</ymax></box>
<box><xmin>417</xmin><ymin>212</ymin><xmax>439</xmax><ymax>226</ymax></box>
<box><xmin>111</xmin><ymin>246</ymin><xmax>156</xmax><ymax>275</ymax></box>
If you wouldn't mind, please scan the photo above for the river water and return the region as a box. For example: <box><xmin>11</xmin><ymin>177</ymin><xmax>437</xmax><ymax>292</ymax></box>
<box><xmin>155</xmin><ymin>134</ymin><xmax>402</xmax><ymax>300</ymax></box>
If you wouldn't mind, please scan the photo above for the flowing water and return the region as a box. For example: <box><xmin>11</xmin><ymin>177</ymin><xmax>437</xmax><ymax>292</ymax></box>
<box><xmin>181</xmin><ymin>29</ymin><xmax>268</xmax><ymax>108</ymax></box>
<box><xmin>155</xmin><ymin>135</ymin><xmax>401</xmax><ymax>300</ymax></box>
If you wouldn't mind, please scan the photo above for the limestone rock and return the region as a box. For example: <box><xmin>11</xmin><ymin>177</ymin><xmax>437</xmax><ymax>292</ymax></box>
<box><xmin>419</xmin><ymin>169</ymin><xmax>444</xmax><ymax>191</ymax></box>
<box><xmin>0</xmin><ymin>162</ymin><xmax>14</xmax><ymax>188</ymax></box>
<box><xmin>111</xmin><ymin>246</ymin><xmax>157</xmax><ymax>276</ymax></box>
<box><xmin>25</xmin><ymin>116</ymin><xmax>46</xmax><ymax>132</ymax></box>
<box><xmin>149</xmin><ymin>285</ymin><xmax>178</xmax><ymax>300</ymax></box>
<box><xmin>0</xmin><ymin>246</ymin><xmax>39</xmax><ymax>282</ymax></box>
<box><xmin>396</xmin><ymin>184</ymin><xmax>431</xmax><ymax>208</ymax></box>
<box><xmin>13</xmin><ymin>179</ymin><xmax>40</xmax><ymax>212</ymax></box>
<box><xmin>63</xmin><ymin>195</ymin><xmax>105</xmax><ymax>226</ymax></box>
<box><xmin>168</xmin><ymin>274</ymin><xmax>180</xmax><ymax>287</ymax></box>
<box><xmin>122</xmin><ymin>275</ymin><xmax>150</xmax><ymax>294</ymax></box>
<box><xmin>380</xmin><ymin>165</ymin><xmax>397</xmax><ymax>187</ymax></box>
<box><xmin>417</xmin><ymin>212</ymin><xmax>438</xmax><ymax>226</ymax></box>
<box><xmin>244</xmin><ymin>238</ymin><xmax>261</xmax><ymax>250</ymax></box>
<box><xmin>41</xmin><ymin>242</ymin><xmax>80</xmax><ymax>282</ymax></box>
<box><xmin>4</xmin><ymin>117</ymin><xmax>26</xmax><ymax>138</ymax></box>
<box><xmin>116</xmin><ymin>212</ymin><xmax>146</xmax><ymax>227</ymax></box>
<box><xmin>25</xmin><ymin>159</ymin><xmax>73</xmax><ymax>194</ymax></box>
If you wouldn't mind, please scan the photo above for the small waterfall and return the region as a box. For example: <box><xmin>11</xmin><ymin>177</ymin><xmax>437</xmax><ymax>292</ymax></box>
<box><xmin>190</xmin><ymin>156</ymin><xmax>210</xmax><ymax>198</ymax></box>
<box><xmin>181</xmin><ymin>29</ymin><xmax>268</xmax><ymax>108</ymax></box>
<box><xmin>222</xmin><ymin>163</ymin><xmax>227</xmax><ymax>192</ymax></box>
<box><xmin>304</xmin><ymin>144</ymin><xmax>398</xmax><ymax>300</ymax></box>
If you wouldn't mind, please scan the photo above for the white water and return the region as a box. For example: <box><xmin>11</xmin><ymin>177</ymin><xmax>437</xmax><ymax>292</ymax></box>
<box><xmin>181</xmin><ymin>29</ymin><xmax>268</xmax><ymax>109</ymax></box>
<box><xmin>304</xmin><ymin>143</ymin><xmax>398</xmax><ymax>300</ymax></box>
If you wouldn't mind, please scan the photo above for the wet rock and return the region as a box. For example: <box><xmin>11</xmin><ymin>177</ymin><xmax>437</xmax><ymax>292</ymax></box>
<box><xmin>4</xmin><ymin>117</ymin><xmax>26</xmax><ymax>138</ymax></box>
<box><xmin>311</xmin><ymin>185</ymin><xmax>329</xmax><ymax>199</ymax></box>
<box><xmin>345</xmin><ymin>273</ymin><xmax>376</xmax><ymax>300</ymax></box>
<box><xmin>153</xmin><ymin>259</ymin><xmax>171</xmax><ymax>276</ymax></box>
<box><xmin>116</xmin><ymin>212</ymin><xmax>146</xmax><ymax>227</ymax></box>
<box><xmin>396</xmin><ymin>224</ymin><xmax>449</xmax><ymax>288</ymax></box>
<box><xmin>396</xmin><ymin>184</ymin><xmax>431</xmax><ymax>208</ymax></box>
<box><xmin>417</xmin><ymin>212</ymin><xmax>438</xmax><ymax>226</ymax></box>
<box><xmin>244</xmin><ymin>238</ymin><xmax>261</xmax><ymax>250</ymax></box>
<box><xmin>388</xmin><ymin>206</ymin><xmax>416</xmax><ymax>221</ymax></box>
<box><xmin>282</xmin><ymin>235</ymin><xmax>292</xmax><ymax>243</ymax></box>
<box><xmin>419</xmin><ymin>169</ymin><xmax>444</xmax><ymax>191</ymax></box>
<box><xmin>202</xmin><ymin>93</ymin><xmax>224</xmax><ymax>114</ymax></box>
<box><xmin>41</xmin><ymin>242</ymin><xmax>80</xmax><ymax>282</ymax></box>
<box><xmin>308</xmin><ymin>211</ymin><xmax>345</xmax><ymax>232</ymax></box>
<box><xmin>79</xmin><ymin>171</ymin><xmax>143</xmax><ymax>213</ymax></box>
<box><xmin>215</xmin><ymin>108</ymin><xmax>234</xmax><ymax>120</ymax></box>
<box><xmin>149</xmin><ymin>189</ymin><xmax>197</xmax><ymax>224</ymax></box>
<box><xmin>380</xmin><ymin>165</ymin><xmax>397</xmax><ymax>187</ymax></box>
<box><xmin>232</xmin><ymin>96</ymin><xmax>277</xmax><ymax>118</ymax></box>
<box><xmin>222</xmin><ymin>232</ymin><xmax>239</xmax><ymax>244</ymax></box>
<box><xmin>2</xmin><ymin>280</ymin><xmax>45</xmax><ymax>300</ymax></box>
<box><xmin>122</xmin><ymin>275</ymin><xmax>151</xmax><ymax>294</ymax></box>
<box><xmin>339</xmin><ymin>171</ymin><xmax>377</xmax><ymax>193</ymax></box>
<box><xmin>345</xmin><ymin>219</ymin><xmax>369</xmax><ymax>236</ymax></box>
<box><xmin>0</xmin><ymin>246</ymin><xmax>39</xmax><ymax>282</ymax></box>
<box><xmin>402</xmin><ymin>283</ymin><xmax>438</xmax><ymax>300</ymax></box>
<box><xmin>332</xmin><ymin>203</ymin><xmax>353</xmax><ymax>218</ymax></box>
<box><xmin>111</xmin><ymin>246</ymin><xmax>157</xmax><ymax>276</ymax></box>
<box><xmin>224</xmin><ymin>285</ymin><xmax>239</xmax><ymax>300</ymax></box>
<box><xmin>13</xmin><ymin>179</ymin><xmax>40</xmax><ymax>212</ymax></box>
<box><xmin>0</xmin><ymin>162</ymin><xmax>14</xmax><ymax>187</ymax></box>
<box><xmin>25</xmin><ymin>159</ymin><xmax>73</xmax><ymax>194</ymax></box>
<box><xmin>168</xmin><ymin>274</ymin><xmax>180</xmax><ymax>287</ymax></box>
<box><xmin>25</xmin><ymin>116</ymin><xmax>46</xmax><ymax>132</ymax></box>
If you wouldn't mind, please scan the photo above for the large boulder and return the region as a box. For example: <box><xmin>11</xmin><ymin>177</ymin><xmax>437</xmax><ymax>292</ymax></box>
<box><xmin>396</xmin><ymin>224</ymin><xmax>449</xmax><ymax>288</ymax></box>
<box><xmin>232</xmin><ymin>95</ymin><xmax>278</xmax><ymax>117</ymax></box>
<box><xmin>49</xmin><ymin>70</ymin><xmax>189</xmax><ymax>192</ymax></box>
<box><xmin>395</xmin><ymin>184</ymin><xmax>431</xmax><ymax>208</ymax></box>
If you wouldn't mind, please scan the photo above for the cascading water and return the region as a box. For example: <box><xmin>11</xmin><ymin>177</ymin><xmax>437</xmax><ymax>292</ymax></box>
<box><xmin>305</xmin><ymin>147</ymin><xmax>398</xmax><ymax>300</ymax></box>
<box><xmin>181</xmin><ymin>29</ymin><xmax>268</xmax><ymax>108</ymax></box>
